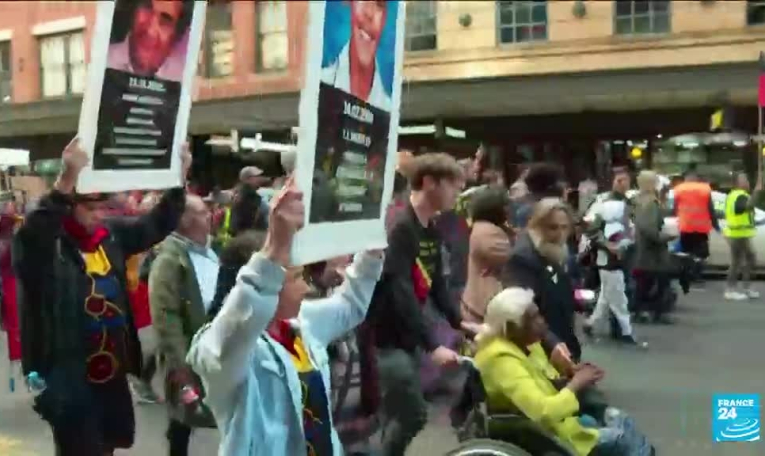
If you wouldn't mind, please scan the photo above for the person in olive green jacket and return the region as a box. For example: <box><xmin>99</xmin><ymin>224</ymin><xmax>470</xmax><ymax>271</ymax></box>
<box><xmin>474</xmin><ymin>288</ymin><xmax>654</xmax><ymax>456</ymax></box>
<box><xmin>149</xmin><ymin>194</ymin><xmax>219</xmax><ymax>456</ymax></box>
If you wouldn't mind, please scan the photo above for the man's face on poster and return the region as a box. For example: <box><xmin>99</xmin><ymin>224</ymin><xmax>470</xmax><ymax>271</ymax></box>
<box><xmin>350</xmin><ymin>0</ymin><xmax>386</xmax><ymax>70</ymax></box>
<box><xmin>128</xmin><ymin>0</ymin><xmax>184</xmax><ymax>76</ymax></box>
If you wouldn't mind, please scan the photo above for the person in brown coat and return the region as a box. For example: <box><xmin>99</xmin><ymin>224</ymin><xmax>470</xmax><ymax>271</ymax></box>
<box><xmin>461</xmin><ymin>187</ymin><xmax>512</xmax><ymax>325</ymax></box>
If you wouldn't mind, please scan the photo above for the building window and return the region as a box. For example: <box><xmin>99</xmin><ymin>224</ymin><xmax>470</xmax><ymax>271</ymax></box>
<box><xmin>614</xmin><ymin>0</ymin><xmax>671</xmax><ymax>35</ymax></box>
<box><xmin>0</xmin><ymin>41</ymin><xmax>11</xmax><ymax>103</ymax></box>
<box><xmin>203</xmin><ymin>2</ymin><xmax>234</xmax><ymax>78</ymax></box>
<box><xmin>405</xmin><ymin>1</ymin><xmax>437</xmax><ymax>51</ymax></box>
<box><xmin>747</xmin><ymin>0</ymin><xmax>765</xmax><ymax>25</ymax></box>
<box><xmin>39</xmin><ymin>31</ymin><xmax>85</xmax><ymax>98</ymax></box>
<box><xmin>497</xmin><ymin>1</ymin><xmax>548</xmax><ymax>44</ymax></box>
<box><xmin>256</xmin><ymin>0</ymin><xmax>288</xmax><ymax>71</ymax></box>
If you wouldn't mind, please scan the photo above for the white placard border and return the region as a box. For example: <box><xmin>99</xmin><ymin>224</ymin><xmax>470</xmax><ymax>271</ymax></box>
<box><xmin>76</xmin><ymin>0</ymin><xmax>207</xmax><ymax>194</ymax></box>
<box><xmin>290</xmin><ymin>0</ymin><xmax>406</xmax><ymax>265</ymax></box>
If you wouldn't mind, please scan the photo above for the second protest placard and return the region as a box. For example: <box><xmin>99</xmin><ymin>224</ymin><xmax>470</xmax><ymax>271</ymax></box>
<box><xmin>292</xmin><ymin>0</ymin><xmax>405</xmax><ymax>265</ymax></box>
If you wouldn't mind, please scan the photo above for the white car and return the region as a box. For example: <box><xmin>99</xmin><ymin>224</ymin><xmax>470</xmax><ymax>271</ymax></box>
<box><xmin>590</xmin><ymin>189</ymin><xmax>765</xmax><ymax>269</ymax></box>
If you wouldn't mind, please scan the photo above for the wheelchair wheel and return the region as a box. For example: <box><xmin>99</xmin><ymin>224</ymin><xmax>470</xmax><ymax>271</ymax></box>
<box><xmin>445</xmin><ymin>438</ymin><xmax>533</xmax><ymax>456</ymax></box>
<box><xmin>330</xmin><ymin>336</ymin><xmax>357</xmax><ymax>420</ymax></box>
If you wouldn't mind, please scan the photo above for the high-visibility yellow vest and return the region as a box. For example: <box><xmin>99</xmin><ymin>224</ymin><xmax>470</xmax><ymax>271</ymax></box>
<box><xmin>216</xmin><ymin>207</ymin><xmax>232</xmax><ymax>246</ymax></box>
<box><xmin>724</xmin><ymin>189</ymin><xmax>756</xmax><ymax>238</ymax></box>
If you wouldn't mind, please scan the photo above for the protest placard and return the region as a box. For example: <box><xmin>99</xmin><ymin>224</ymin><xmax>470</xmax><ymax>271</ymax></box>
<box><xmin>77</xmin><ymin>0</ymin><xmax>206</xmax><ymax>193</ymax></box>
<box><xmin>292</xmin><ymin>0</ymin><xmax>405</xmax><ymax>265</ymax></box>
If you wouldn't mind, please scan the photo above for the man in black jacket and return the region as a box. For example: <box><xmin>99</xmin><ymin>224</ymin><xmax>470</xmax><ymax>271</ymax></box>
<box><xmin>14</xmin><ymin>137</ymin><xmax>189</xmax><ymax>456</ymax></box>
<box><xmin>367</xmin><ymin>153</ymin><xmax>464</xmax><ymax>456</ymax></box>
<box><xmin>505</xmin><ymin>197</ymin><xmax>582</xmax><ymax>367</ymax></box>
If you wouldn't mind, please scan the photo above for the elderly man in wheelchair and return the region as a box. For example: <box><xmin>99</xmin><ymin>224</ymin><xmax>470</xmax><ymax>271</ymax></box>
<box><xmin>452</xmin><ymin>287</ymin><xmax>654</xmax><ymax>456</ymax></box>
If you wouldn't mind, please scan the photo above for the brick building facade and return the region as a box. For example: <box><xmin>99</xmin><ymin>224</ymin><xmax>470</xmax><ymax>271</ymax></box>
<box><xmin>1</xmin><ymin>1</ymin><xmax>765</xmax><ymax>186</ymax></box>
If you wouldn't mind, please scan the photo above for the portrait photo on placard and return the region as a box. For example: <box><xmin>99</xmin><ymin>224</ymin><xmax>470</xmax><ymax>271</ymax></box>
<box><xmin>93</xmin><ymin>0</ymin><xmax>195</xmax><ymax>172</ymax></box>
<box><xmin>320</xmin><ymin>0</ymin><xmax>397</xmax><ymax>111</ymax></box>
<box><xmin>107</xmin><ymin>0</ymin><xmax>193</xmax><ymax>81</ymax></box>
<box><xmin>310</xmin><ymin>0</ymin><xmax>399</xmax><ymax>224</ymax></box>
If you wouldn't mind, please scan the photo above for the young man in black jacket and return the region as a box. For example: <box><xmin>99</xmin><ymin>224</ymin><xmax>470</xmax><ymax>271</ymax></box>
<box><xmin>367</xmin><ymin>153</ymin><xmax>464</xmax><ymax>456</ymax></box>
<box><xmin>14</xmin><ymin>137</ymin><xmax>189</xmax><ymax>456</ymax></box>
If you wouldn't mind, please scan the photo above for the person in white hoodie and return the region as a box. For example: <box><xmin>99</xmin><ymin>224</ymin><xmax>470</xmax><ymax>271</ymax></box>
<box><xmin>187</xmin><ymin>177</ymin><xmax>383</xmax><ymax>456</ymax></box>
<box><xmin>583</xmin><ymin>169</ymin><xmax>645</xmax><ymax>348</ymax></box>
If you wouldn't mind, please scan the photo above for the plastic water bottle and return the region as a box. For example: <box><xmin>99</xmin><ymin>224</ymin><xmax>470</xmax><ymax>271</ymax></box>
<box><xmin>27</xmin><ymin>371</ymin><xmax>47</xmax><ymax>395</ymax></box>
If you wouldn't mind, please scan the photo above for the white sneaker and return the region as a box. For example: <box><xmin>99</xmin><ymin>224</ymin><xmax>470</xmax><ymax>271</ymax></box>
<box><xmin>724</xmin><ymin>290</ymin><xmax>748</xmax><ymax>301</ymax></box>
<box><xmin>745</xmin><ymin>289</ymin><xmax>760</xmax><ymax>299</ymax></box>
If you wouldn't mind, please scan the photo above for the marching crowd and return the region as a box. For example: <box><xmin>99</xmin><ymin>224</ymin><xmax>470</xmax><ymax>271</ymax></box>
<box><xmin>0</xmin><ymin>136</ymin><xmax>758</xmax><ymax>456</ymax></box>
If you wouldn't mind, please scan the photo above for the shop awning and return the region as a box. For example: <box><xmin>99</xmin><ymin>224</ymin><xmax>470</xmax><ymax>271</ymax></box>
<box><xmin>0</xmin><ymin>62</ymin><xmax>759</xmax><ymax>139</ymax></box>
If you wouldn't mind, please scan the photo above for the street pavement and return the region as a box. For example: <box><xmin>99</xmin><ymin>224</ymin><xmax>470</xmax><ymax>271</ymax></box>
<box><xmin>0</xmin><ymin>281</ymin><xmax>763</xmax><ymax>455</ymax></box>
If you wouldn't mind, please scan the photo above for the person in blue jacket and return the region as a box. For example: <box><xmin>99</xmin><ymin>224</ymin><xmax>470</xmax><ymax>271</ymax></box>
<box><xmin>187</xmin><ymin>177</ymin><xmax>383</xmax><ymax>456</ymax></box>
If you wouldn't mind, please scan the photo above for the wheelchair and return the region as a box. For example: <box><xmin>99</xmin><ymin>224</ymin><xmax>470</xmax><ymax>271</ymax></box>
<box><xmin>328</xmin><ymin>331</ymin><xmax>358</xmax><ymax>420</ymax></box>
<box><xmin>446</xmin><ymin>362</ymin><xmax>577</xmax><ymax>456</ymax></box>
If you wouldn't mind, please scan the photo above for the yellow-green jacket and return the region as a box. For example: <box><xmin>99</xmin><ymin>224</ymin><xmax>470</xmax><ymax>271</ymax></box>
<box><xmin>474</xmin><ymin>337</ymin><xmax>599</xmax><ymax>456</ymax></box>
<box><xmin>724</xmin><ymin>189</ymin><xmax>756</xmax><ymax>239</ymax></box>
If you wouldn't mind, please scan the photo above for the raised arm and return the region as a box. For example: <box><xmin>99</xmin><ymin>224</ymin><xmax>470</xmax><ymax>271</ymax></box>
<box><xmin>15</xmin><ymin>138</ymin><xmax>87</xmax><ymax>277</ymax></box>
<box><xmin>298</xmin><ymin>251</ymin><xmax>383</xmax><ymax>347</ymax></box>
<box><xmin>109</xmin><ymin>143</ymin><xmax>192</xmax><ymax>256</ymax></box>
<box><xmin>110</xmin><ymin>187</ymin><xmax>186</xmax><ymax>256</ymax></box>
<box><xmin>110</xmin><ymin>143</ymin><xmax>191</xmax><ymax>256</ymax></box>
<box><xmin>187</xmin><ymin>251</ymin><xmax>285</xmax><ymax>401</ymax></box>
<box><xmin>187</xmin><ymin>176</ymin><xmax>303</xmax><ymax>401</ymax></box>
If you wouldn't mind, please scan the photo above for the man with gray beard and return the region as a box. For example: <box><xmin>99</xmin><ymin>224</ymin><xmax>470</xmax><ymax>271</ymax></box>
<box><xmin>505</xmin><ymin>198</ymin><xmax>581</xmax><ymax>366</ymax></box>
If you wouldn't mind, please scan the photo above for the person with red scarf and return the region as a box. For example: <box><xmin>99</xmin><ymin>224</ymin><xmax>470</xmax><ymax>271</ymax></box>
<box><xmin>0</xmin><ymin>199</ymin><xmax>23</xmax><ymax>391</ymax></box>
<box><xmin>187</xmin><ymin>177</ymin><xmax>383</xmax><ymax>456</ymax></box>
<box><xmin>13</xmin><ymin>137</ymin><xmax>190</xmax><ymax>456</ymax></box>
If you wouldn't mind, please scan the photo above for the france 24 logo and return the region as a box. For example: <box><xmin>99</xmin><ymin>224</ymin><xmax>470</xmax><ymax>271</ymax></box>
<box><xmin>712</xmin><ymin>394</ymin><xmax>760</xmax><ymax>442</ymax></box>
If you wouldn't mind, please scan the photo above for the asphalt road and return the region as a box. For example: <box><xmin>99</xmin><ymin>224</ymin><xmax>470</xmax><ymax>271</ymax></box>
<box><xmin>0</xmin><ymin>281</ymin><xmax>763</xmax><ymax>455</ymax></box>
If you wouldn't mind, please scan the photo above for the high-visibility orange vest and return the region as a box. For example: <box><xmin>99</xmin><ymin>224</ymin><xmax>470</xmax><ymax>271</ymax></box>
<box><xmin>674</xmin><ymin>182</ymin><xmax>713</xmax><ymax>234</ymax></box>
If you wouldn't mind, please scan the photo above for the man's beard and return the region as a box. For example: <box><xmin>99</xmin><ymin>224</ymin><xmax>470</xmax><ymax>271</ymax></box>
<box><xmin>529</xmin><ymin>230</ymin><xmax>568</xmax><ymax>265</ymax></box>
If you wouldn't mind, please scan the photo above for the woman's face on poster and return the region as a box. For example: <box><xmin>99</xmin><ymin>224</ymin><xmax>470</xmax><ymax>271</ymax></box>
<box><xmin>350</xmin><ymin>0</ymin><xmax>387</xmax><ymax>70</ymax></box>
<box><xmin>129</xmin><ymin>0</ymin><xmax>184</xmax><ymax>75</ymax></box>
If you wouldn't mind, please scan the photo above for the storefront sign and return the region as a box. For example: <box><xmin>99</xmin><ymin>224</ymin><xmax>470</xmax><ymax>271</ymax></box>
<box><xmin>77</xmin><ymin>0</ymin><xmax>206</xmax><ymax>193</ymax></box>
<box><xmin>291</xmin><ymin>0</ymin><xmax>405</xmax><ymax>265</ymax></box>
